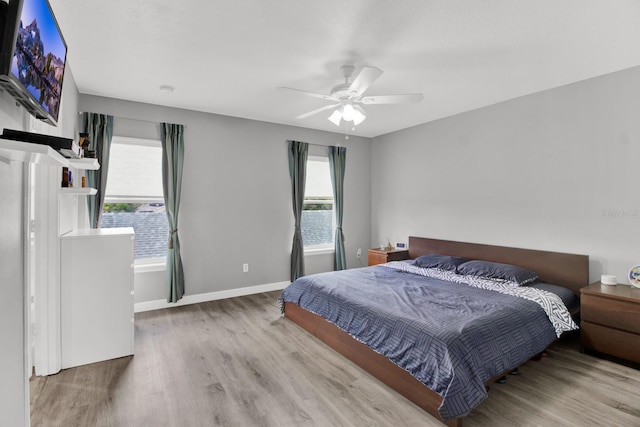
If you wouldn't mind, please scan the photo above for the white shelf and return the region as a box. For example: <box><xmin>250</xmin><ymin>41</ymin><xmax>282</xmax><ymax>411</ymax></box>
<box><xmin>68</xmin><ymin>158</ymin><xmax>100</xmax><ymax>170</ymax></box>
<box><xmin>0</xmin><ymin>137</ymin><xmax>68</xmax><ymax>166</ymax></box>
<box><xmin>60</xmin><ymin>187</ymin><xmax>97</xmax><ymax>196</ymax></box>
<box><xmin>0</xmin><ymin>138</ymin><xmax>101</xmax><ymax>171</ymax></box>
<box><xmin>62</xmin><ymin>227</ymin><xmax>134</xmax><ymax>238</ymax></box>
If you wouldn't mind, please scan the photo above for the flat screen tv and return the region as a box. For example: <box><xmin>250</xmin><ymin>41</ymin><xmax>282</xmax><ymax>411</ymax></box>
<box><xmin>0</xmin><ymin>0</ymin><xmax>67</xmax><ymax>126</ymax></box>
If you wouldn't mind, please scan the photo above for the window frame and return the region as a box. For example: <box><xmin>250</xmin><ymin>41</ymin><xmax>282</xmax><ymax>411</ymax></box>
<box><xmin>102</xmin><ymin>136</ymin><xmax>167</xmax><ymax>266</ymax></box>
<box><xmin>302</xmin><ymin>155</ymin><xmax>336</xmax><ymax>254</ymax></box>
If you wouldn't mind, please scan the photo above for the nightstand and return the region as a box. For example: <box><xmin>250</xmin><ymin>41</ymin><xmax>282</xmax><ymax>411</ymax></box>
<box><xmin>580</xmin><ymin>281</ymin><xmax>640</xmax><ymax>364</ymax></box>
<box><xmin>368</xmin><ymin>248</ymin><xmax>409</xmax><ymax>266</ymax></box>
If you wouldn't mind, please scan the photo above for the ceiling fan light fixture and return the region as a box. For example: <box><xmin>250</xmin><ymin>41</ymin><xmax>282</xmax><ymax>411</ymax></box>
<box><xmin>352</xmin><ymin>109</ymin><xmax>366</xmax><ymax>126</ymax></box>
<box><xmin>328</xmin><ymin>109</ymin><xmax>342</xmax><ymax>126</ymax></box>
<box><xmin>328</xmin><ymin>103</ymin><xmax>366</xmax><ymax>127</ymax></box>
<box><xmin>342</xmin><ymin>103</ymin><xmax>356</xmax><ymax>121</ymax></box>
<box><xmin>351</xmin><ymin>105</ymin><xmax>366</xmax><ymax>125</ymax></box>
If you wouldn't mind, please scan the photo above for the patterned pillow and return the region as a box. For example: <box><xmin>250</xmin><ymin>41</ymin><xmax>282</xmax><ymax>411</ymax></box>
<box><xmin>457</xmin><ymin>260</ymin><xmax>538</xmax><ymax>285</ymax></box>
<box><xmin>413</xmin><ymin>254</ymin><xmax>469</xmax><ymax>271</ymax></box>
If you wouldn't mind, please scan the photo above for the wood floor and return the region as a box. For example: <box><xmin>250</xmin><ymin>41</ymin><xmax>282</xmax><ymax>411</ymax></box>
<box><xmin>30</xmin><ymin>291</ymin><xmax>640</xmax><ymax>427</ymax></box>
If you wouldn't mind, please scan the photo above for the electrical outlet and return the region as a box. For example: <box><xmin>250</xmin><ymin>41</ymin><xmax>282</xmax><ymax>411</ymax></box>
<box><xmin>243</xmin><ymin>263</ymin><xmax>249</xmax><ymax>273</ymax></box>
<box><xmin>357</xmin><ymin>248</ymin><xmax>362</xmax><ymax>259</ymax></box>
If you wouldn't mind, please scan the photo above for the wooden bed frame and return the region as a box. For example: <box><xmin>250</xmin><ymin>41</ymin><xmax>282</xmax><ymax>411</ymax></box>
<box><xmin>283</xmin><ymin>236</ymin><xmax>589</xmax><ymax>426</ymax></box>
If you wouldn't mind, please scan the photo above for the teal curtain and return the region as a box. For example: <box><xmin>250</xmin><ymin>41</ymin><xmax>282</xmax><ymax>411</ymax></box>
<box><xmin>83</xmin><ymin>113</ymin><xmax>113</xmax><ymax>228</ymax></box>
<box><xmin>328</xmin><ymin>146</ymin><xmax>347</xmax><ymax>270</ymax></box>
<box><xmin>161</xmin><ymin>123</ymin><xmax>185</xmax><ymax>303</ymax></box>
<box><xmin>288</xmin><ymin>140</ymin><xmax>308</xmax><ymax>281</ymax></box>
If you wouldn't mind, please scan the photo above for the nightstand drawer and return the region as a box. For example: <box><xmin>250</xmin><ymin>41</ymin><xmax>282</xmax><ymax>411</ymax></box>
<box><xmin>368</xmin><ymin>251</ymin><xmax>389</xmax><ymax>266</ymax></box>
<box><xmin>581</xmin><ymin>294</ymin><xmax>640</xmax><ymax>335</ymax></box>
<box><xmin>367</xmin><ymin>249</ymin><xmax>409</xmax><ymax>266</ymax></box>
<box><xmin>581</xmin><ymin>321</ymin><xmax>640</xmax><ymax>364</ymax></box>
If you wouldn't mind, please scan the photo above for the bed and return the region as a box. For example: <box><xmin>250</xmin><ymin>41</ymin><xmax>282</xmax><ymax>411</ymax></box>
<box><xmin>279</xmin><ymin>236</ymin><xmax>589</xmax><ymax>426</ymax></box>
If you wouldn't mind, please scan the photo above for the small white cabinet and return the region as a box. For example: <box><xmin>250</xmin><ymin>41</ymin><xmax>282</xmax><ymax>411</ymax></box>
<box><xmin>60</xmin><ymin>227</ymin><xmax>135</xmax><ymax>369</ymax></box>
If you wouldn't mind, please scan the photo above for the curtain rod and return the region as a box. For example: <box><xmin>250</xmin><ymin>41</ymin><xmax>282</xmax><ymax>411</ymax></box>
<box><xmin>287</xmin><ymin>140</ymin><xmax>344</xmax><ymax>148</ymax></box>
<box><xmin>78</xmin><ymin>111</ymin><xmax>184</xmax><ymax>127</ymax></box>
<box><xmin>79</xmin><ymin>113</ymin><xmax>346</xmax><ymax>141</ymax></box>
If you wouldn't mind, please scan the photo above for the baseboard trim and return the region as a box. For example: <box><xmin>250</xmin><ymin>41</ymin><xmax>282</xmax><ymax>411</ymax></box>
<box><xmin>134</xmin><ymin>281</ymin><xmax>290</xmax><ymax>313</ymax></box>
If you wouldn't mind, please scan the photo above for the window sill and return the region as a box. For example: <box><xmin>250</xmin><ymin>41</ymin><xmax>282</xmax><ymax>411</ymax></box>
<box><xmin>134</xmin><ymin>262</ymin><xmax>166</xmax><ymax>273</ymax></box>
<box><xmin>304</xmin><ymin>247</ymin><xmax>335</xmax><ymax>256</ymax></box>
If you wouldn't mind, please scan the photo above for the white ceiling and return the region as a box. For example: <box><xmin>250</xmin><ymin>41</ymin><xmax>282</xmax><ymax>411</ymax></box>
<box><xmin>48</xmin><ymin>0</ymin><xmax>640</xmax><ymax>138</ymax></box>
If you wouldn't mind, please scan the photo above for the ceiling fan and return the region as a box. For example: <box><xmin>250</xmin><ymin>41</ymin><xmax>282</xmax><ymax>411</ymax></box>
<box><xmin>279</xmin><ymin>65</ymin><xmax>423</xmax><ymax>128</ymax></box>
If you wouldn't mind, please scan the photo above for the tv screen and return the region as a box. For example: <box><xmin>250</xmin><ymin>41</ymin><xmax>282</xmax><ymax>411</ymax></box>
<box><xmin>0</xmin><ymin>0</ymin><xmax>67</xmax><ymax>126</ymax></box>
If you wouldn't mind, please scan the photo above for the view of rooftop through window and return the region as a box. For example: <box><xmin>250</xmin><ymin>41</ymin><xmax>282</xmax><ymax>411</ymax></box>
<box><xmin>302</xmin><ymin>157</ymin><xmax>334</xmax><ymax>249</ymax></box>
<box><xmin>100</xmin><ymin>137</ymin><xmax>168</xmax><ymax>261</ymax></box>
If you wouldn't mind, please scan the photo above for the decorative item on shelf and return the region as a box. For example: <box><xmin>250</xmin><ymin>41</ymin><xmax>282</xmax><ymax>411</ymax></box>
<box><xmin>600</xmin><ymin>274</ymin><xmax>617</xmax><ymax>286</ymax></box>
<box><xmin>380</xmin><ymin>237</ymin><xmax>393</xmax><ymax>251</ymax></box>
<box><xmin>78</xmin><ymin>133</ymin><xmax>90</xmax><ymax>158</ymax></box>
<box><xmin>68</xmin><ymin>170</ymin><xmax>73</xmax><ymax>188</ymax></box>
<box><xmin>61</xmin><ymin>167</ymin><xmax>69</xmax><ymax>187</ymax></box>
<box><xmin>628</xmin><ymin>265</ymin><xmax>640</xmax><ymax>288</ymax></box>
<box><xmin>81</xmin><ymin>176</ymin><xmax>86</xmax><ymax>188</ymax></box>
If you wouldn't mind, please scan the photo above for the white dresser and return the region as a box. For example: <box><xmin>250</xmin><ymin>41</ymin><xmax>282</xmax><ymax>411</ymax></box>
<box><xmin>60</xmin><ymin>227</ymin><xmax>135</xmax><ymax>369</ymax></box>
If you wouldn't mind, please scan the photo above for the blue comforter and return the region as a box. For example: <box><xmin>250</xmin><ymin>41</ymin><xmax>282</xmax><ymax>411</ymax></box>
<box><xmin>278</xmin><ymin>265</ymin><xmax>560</xmax><ymax>420</ymax></box>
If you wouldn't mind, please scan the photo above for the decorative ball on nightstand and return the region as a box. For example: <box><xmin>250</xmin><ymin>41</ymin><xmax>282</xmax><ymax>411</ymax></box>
<box><xmin>600</xmin><ymin>275</ymin><xmax>617</xmax><ymax>286</ymax></box>
<box><xmin>628</xmin><ymin>265</ymin><xmax>640</xmax><ymax>288</ymax></box>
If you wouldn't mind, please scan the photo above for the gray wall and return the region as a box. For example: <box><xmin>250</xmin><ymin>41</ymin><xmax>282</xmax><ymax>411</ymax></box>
<box><xmin>80</xmin><ymin>95</ymin><xmax>372</xmax><ymax>302</ymax></box>
<box><xmin>371</xmin><ymin>65</ymin><xmax>640</xmax><ymax>283</ymax></box>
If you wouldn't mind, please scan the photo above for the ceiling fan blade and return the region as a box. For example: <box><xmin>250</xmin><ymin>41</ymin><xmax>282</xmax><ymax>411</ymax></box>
<box><xmin>359</xmin><ymin>93</ymin><xmax>424</xmax><ymax>104</ymax></box>
<box><xmin>278</xmin><ymin>87</ymin><xmax>338</xmax><ymax>101</ymax></box>
<box><xmin>348</xmin><ymin>66</ymin><xmax>383</xmax><ymax>97</ymax></box>
<box><xmin>295</xmin><ymin>103</ymin><xmax>340</xmax><ymax>119</ymax></box>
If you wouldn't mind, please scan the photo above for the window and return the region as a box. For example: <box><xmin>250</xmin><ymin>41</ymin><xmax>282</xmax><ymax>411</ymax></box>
<box><xmin>302</xmin><ymin>156</ymin><xmax>334</xmax><ymax>251</ymax></box>
<box><xmin>100</xmin><ymin>136</ymin><xmax>168</xmax><ymax>263</ymax></box>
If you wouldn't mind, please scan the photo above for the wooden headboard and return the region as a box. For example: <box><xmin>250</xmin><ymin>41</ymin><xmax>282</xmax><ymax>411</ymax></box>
<box><xmin>408</xmin><ymin>236</ymin><xmax>589</xmax><ymax>295</ymax></box>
